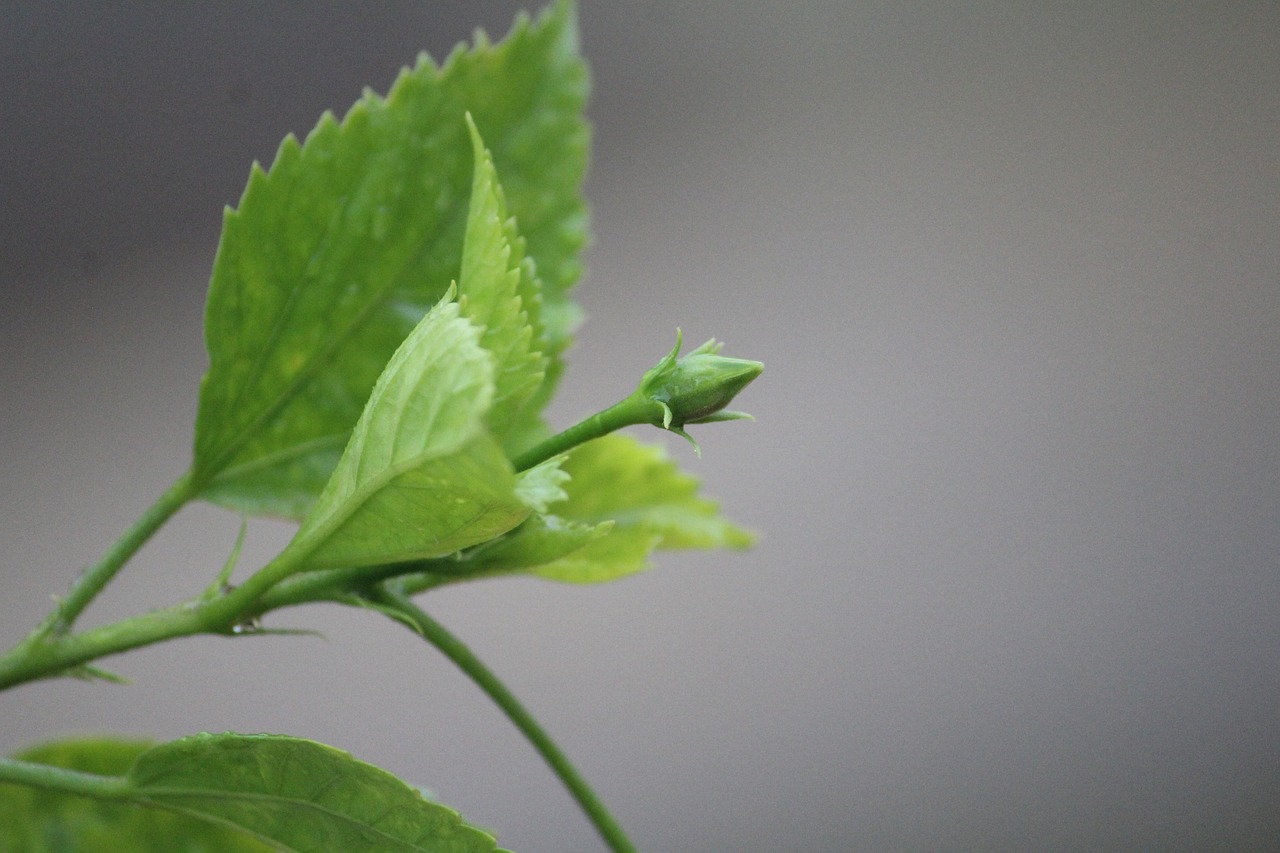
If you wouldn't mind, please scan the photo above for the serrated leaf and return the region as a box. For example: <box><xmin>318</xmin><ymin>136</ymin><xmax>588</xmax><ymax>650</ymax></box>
<box><xmin>532</xmin><ymin>434</ymin><xmax>755</xmax><ymax>583</ymax></box>
<box><xmin>123</xmin><ymin>733</ymin><xmax>506</xmax><ymax>853</ymax></box>
<box><xmin>193</xmin><ymin>1</ymin><xmax>588</xmax><ymax>517</ymax></box>
<box><xmin>282</xmin><ymin>296</ymin><xmax>528</xmax><ymax>572</ymax></box>
<box><xmin>0</xmin><ymin>737</ymin><xmax>272</xmax><ymax>853</ymax></box>
<box><xmin>458</xmin><ymin>117</ymin><xmax>547</xmax><ymax>447</ymax></box>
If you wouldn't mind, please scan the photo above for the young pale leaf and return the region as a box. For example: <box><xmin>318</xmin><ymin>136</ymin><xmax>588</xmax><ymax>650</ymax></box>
<box><xmin>513</xmin><ymin>456</ymin><xmax>570</xmax><ymax>514</ymax></box>
<box><xmin>396</xmin><ymin>435</ymin><xmax>752</xmax><ymax>584</ymax></box>
<box><xmin>459</xmin><ymin>514</ymin><xmax>611</xmax><ymax>574</ymax></box>
<box><xmin>193</xmin><ymin>0</ymin><xmax>587</xmax><ymax>517</ymax></box>
<box><xmin>282</xmin><ymin>296</ymin><xmax>528</xmax><ymax>572</ymax></box>
<box><xmin>532</xmin><ymin>434</ymin><xmax>755</xmax><ymax>583</ymax></box>
<box><xmin>527</xmin><ymin>525</ymin><xmax>661</xmax><ymax>584</ymax></box>
<box><xmin>0</xmin><ymin>737</ymin><xmax>272</xmax><ymax>852</ymax></box>
<box><xmin>124</xmin><ymin>733</ymin><xmax>506</xmax><ymax>853</ymax></box>
<box><xmin>458</xmin><ymin>117</ymin><xmax>547</xmax><ymax>449</ymax></box>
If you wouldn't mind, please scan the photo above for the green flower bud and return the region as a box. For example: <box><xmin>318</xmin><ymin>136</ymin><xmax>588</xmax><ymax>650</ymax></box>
<box><xmin>510</xmin><ymin>330</ymin><xmax>762</xmax><ymax>471</ymax></box>
<box><xmin>637</xmin><ymin>331</ymin><xmax>763</xmax><ymax>450</ymax></box>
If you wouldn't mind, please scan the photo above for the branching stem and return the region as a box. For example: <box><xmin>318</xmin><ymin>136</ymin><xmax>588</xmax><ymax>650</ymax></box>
<box><xmin>47</xmin><ymin>470</ymin><xmax>201</xmax><ymax>636</ymax></box>
<box><xmin>0</xmin><ymin>470</ymin><xmax>201</xmax><ymax>687</ymax></box>
<box><xmin>0</xmin><ymin>527</ymin><xmax>315</xmax><ymax>691</ymax></box>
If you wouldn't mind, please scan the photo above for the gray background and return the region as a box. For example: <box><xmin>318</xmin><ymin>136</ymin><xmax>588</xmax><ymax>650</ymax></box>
<box><xmin>3</xmin><ymin>3</ymin><xmax>1278</xmax><ymax>851</ymax></box>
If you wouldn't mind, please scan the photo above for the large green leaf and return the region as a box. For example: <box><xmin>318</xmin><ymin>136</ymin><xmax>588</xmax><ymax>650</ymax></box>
<box><xmin>193</xmin><ymin>0</ymin><xmax>588</xmax><ymax>517</ymax></box>
<box><xmin>0</xmin><ymin>737</ymin><xmax>272</xmax><ymax>853</ymax></box>
<box><xmin>282</xmin><ymin>295</ymin><xmax>528</xmax><ymax>572</ymax></box>
<box><xmin>127</xmin><ymin>733</ymin><xmax>506</xmax><ymax>853</ymax></box>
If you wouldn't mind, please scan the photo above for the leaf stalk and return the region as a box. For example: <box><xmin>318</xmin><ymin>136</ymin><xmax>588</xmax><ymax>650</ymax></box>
<box><xmin>0</xmin><ymin>757</ymin><xmax>128</xmax><ymax>801</ymax></box>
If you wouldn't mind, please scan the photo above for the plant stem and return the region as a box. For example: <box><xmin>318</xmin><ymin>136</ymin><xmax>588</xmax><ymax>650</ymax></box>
<box><xmin>47</xmin><ymin>470</ymin><xmax>201</xmax><ymax>636</ymax></box>
<box><xmin>253</xmin><ymin>561</ymin><xmax>447</xmax><ymax>612</ymax></box>
<box><xmin>0</xmin><ymin>757</ymin><xmax>127</xmax><ymax>800</ymax></box>
<box><xmin>0</xmin><ymin>531</ymin><xmax>315</xmax><ymax>691</ymax></box>
<box><xmin>0</xmin><ymin>470</ymin><xmax>201</xmax><ymax>689</ymax></box>
<box><xmin>512</xmin><ymin>392</ymin><xmax>650</xmax><ymax>472</ymax></box>
<box><xmin>0</xmin><ymin>544</ymin><xmax>430</xmax><ymax>691</ymax></box>
<box><xmin>367</xmin><ymin>586</ymin><xmax>640</xmax><ymax>853</ymax></box>
<box><xmin>0</xmin><ymin>601</ymin><xmax>206</xmax><ymax>691</ymax></box>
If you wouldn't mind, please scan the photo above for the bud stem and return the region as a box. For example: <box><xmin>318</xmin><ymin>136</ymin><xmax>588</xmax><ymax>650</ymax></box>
<box><xmin>511</xmin><ymin>390</ymin><xmax>654</xmax><ymax>472</ymax></box>
<box><xmin>512</xmin><ymin>332</ymin><xmax>761</xmax><ymax>472</ymax></box>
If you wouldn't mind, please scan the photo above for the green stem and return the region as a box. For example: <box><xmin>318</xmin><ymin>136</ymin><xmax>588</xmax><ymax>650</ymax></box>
<box><xmin>0</xmin><ymin>602</ymin><xmax>206</xmax><ymax>691</ymax></box>
<box><xmin>367</xmin><ymin>586</ymin><xmax>639</xmax><ymax>853</ymax></box>
<box><xmin>0</xmin><ymin>541</ymin><xmax>313</xmax><ymax>691</ymax></box>
<box><xmin>254</xmin><ymin>561</ymin><xmax>446</xmax><ymax>612</ymax></box>
<box><xmin>49</xmin><ymin>470</ymin><xmax>201</xmax><ymax>635</ymax></box>
<box><xmin>0</xmin><ymin>470</ymin><xmax>201</xmax><ymax>688</ymax></box>
<box><xmin>0</xmin><ymin>757</ymin><xmax>127</xmax><ymax>801</ymax></box>
<box><xmin>0</xmin><ymin>542</ymin><xmax>437</xmax><ymax>691</ymax></box>
<box><xmin>512</xmin><ymin>391</ymin><xmax>653</xmax><ymax>472</ymax></box>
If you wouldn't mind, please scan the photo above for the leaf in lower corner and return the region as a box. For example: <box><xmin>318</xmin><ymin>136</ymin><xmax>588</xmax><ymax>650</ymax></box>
<box><xmin>192</xmin><ymin>1</ymin><xmax>588</xmax><ymax>518</ymax></box>
<box><xmin>0</xmin><ymin>736</ymin><xmax>273</xmax><ymax>853</ymax></box>
<box><xmin>125</xmin><ymin>733</ymin><xmax>506</xmax><ymax>853</ymax></box>
<box><xmin>281</xmin><ymin>296</ymin><xmax>529</xmax><ymax>572</ymax></box>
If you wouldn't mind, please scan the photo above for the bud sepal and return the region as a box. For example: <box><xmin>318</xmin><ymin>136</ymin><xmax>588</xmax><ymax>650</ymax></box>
<box><xmin>633</xmin><ymin>330</ymin><xmax>763</xmax><ymax>454</ymax></box>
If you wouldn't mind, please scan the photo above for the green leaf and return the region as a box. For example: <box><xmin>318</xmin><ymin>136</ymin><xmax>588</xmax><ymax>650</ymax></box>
<box><xmin>528</xmin><ymin>526</ymin><xmax>660</xmax><ymax>584</ymax></box>
<box><xmin>0</xmin><ymin>737</ymin><xmax>272</xmax><ymax>853</ymax></box>
<box><xmin>125</xmin><ymin>733</ymin><xmax>505</xmax><ymax>853</ymax></box>
<box><xmin>461</xmin><ymin>514</ymin><xmax>611</xmax><ymax>574</ymax></box>
<box><xmin>532</xmin><ymin>434</ymin><xmax>755</xmax><ymax>583</ymax></box>
<box><xmin>513</xmin><ymin>456</ymin><xmax>570</xmax><ymax>515</ymax></box>
<box><xmin>193</xmin><ymin>0</ymin><xmax>588</xmax><ymax>517</ymax></box>
<box><xmin>400</xmin><ymin>435</ymin><xmax>754</xmax><ymax>584</ymax></box>
<box><xmin>458</xmin><ymin>117</ymin><xmax>547</xmax><ymax>450</ymax></box>
<box><xmin>282</xmin><ymin>295</ymin><xmax>529</xmax><ymax>572</ymax></box>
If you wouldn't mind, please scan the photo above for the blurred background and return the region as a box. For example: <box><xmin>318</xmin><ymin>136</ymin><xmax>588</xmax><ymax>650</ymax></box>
<box><xmin>3</xmin><ymin>3</ymin><xmax>1278</xmax><ymax>850</ymax></box>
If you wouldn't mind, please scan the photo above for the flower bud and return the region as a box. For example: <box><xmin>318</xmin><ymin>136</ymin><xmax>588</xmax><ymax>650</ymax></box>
<box><xmin>638</xmin><ymin>331</ymin><xmax>763</xmax><ymax>434</ymax></box>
